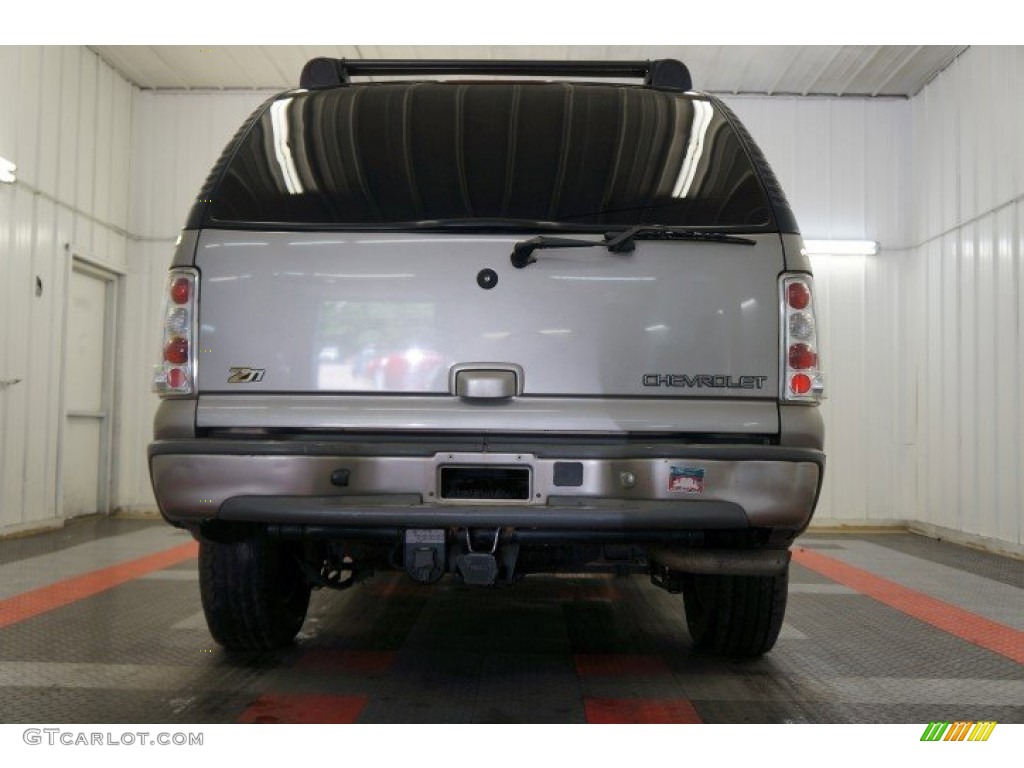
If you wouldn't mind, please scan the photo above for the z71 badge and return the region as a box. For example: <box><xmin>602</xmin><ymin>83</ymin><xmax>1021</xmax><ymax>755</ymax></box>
<box><xmin>227</xmin><ymin>367</ymin><xmax>266</xmax><ymax>384</ymax></box>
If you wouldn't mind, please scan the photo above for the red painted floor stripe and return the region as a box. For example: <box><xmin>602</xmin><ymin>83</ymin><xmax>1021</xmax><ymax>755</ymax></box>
<box><xmin>237</xmin><ymin>694</ymin><xmax>368</xmax><ymax>724</ymax></box>
<box><xmin>296</xmin><ymin>649</ymin><xmax>396</xmax><ymax>674</ymax></box>
<box><xmin>0</xmin><ymin>541</ymin><xmax>198</xmax><ymax>630</ymax></box>
<box><xmin>793</xmin><ymin>547</ymin><xmax>1024</xmax><ymax>664</ymax></box>
<box><xmin>584</xmin><ymin>697</ymin><xmax>702</xmax><ymax>724</ymax></box>
<box><xmin>574</xmin><ymin>654</ymin><xmax>670</xmax><ymax>677</ymax></box>
<box><xmin>370</xmin><ymin>580</ymin><xmax>432</xmax><ymax>598</ymax></box>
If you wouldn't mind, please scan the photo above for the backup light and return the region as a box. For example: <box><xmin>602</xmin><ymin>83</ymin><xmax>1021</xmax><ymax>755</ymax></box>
<box><xmin>165</xmin><ymin>308</ymin><xmax>190</xmax><ymax>337</ymax></box>
<box><xmin>788</xmin><ymin>312</ymin><xmax>815</xmax><ymax>341</ymax></box>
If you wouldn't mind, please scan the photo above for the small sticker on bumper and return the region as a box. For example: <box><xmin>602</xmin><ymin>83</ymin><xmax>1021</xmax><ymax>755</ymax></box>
<box><xmin>669</xmin><ymin>466</ymin><xmax>706</xmax><ymax>494</ymax></box>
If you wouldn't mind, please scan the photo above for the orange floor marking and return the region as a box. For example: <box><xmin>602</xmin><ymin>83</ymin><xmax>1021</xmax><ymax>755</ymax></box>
<box><xmin>793</xmin><ymin>546</ymin><xmax>1024</xmax><ymax>664</ymax></box>
<box><xmin>584</xmin><ymin>697</ymin><xmax>702</xmax><ymax>724</ymax></box>
<box><xmin>0</xmin><ymin>540</ymin><xmax>198</xmax><ymax>629</ymax></box>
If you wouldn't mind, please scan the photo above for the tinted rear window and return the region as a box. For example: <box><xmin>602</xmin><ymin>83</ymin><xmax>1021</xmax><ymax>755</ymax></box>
<box><xmin>207</xmin><ymin>83</ymin><xmax>772</xmax><ymax>230</ymax></box>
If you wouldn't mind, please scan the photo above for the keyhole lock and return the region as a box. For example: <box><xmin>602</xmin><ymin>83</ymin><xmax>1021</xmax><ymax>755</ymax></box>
<box><xmin>477</xmin><ymin>268</ymin><xmax>498</xmax><ymax>290</ymax></box>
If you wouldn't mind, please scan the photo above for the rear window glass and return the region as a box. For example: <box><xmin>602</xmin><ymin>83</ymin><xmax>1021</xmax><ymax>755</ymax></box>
<box><xmin>207</xmin><ymin>83</ymin><xmax>772</xmax><ymax>230</ymax></box>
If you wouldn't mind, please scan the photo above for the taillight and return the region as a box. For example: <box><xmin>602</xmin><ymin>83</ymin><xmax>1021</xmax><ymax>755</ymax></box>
<box><xmin>780</xmin><ymin>273</ymin><xmax>824</xmax><ymax>403</ymax></box>
<box><xmin>787</xmin><ymin>282</ymin><xmax>810</xmax><ymax>310</ymax></box>
<box><xmin>170</xmin><ymin>277</ymin><xmax>191</xmax><ymax>305</ymax></box>
<box><xmin>788</xmin><ymin>343</ymin><xmax>817</xmax><ymax>370</ymax></box>
<box><xmin>153</xmin><ymin>268</ymin><xmax>198</xmax><ymax>395</ymax></box>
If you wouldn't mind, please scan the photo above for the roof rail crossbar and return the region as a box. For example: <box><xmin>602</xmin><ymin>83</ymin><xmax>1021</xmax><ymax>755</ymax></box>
<box><xmin>299</xmin><ymin>58</ymin><xmax>692</xmax><ymax>91</ymax></box>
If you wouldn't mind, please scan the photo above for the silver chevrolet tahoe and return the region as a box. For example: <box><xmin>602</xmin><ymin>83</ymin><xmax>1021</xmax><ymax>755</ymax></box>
<box><xmin>149</xmin><ymin>58</ymin><xmax>825</xmax><ymax>656</ymax></box>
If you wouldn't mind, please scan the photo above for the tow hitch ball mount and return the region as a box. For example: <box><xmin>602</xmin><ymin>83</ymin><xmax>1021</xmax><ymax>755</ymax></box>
<box><xmin>404</xmin><ymin>528</ymin><xmax>519</xmax><ymax>586</ymax></box>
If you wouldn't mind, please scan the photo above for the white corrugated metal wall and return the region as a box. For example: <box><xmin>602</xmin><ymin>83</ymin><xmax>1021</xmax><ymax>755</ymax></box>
<box><xmin>906</xmin><ymin>47</ymin><xmax>1024</xmax><ymax>551</ymax></box>
<box><xmin>0</xmin><ymin>46</ymin><xmax>133</xmax><ymax>532</ymax></box>
<box><xmin>730</xmin><ymin>98</ymin><xmax>915</xmax><ymax>527</ymax></box>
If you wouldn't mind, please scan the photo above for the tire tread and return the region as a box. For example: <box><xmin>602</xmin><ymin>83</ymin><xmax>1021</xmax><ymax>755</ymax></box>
<box><xmin>199</xmin><ymin>534</ymin><xmax>310</xmax><ymax>650</ymax></box>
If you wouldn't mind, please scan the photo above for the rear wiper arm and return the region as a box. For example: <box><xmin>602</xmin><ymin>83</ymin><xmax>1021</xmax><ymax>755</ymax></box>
<box><xmin>510</xmin><ymin>235</ymin><xmax>609</xmax><ymax>269</ymax></box>
<box><xmin>510</xmin><ymin>227</ymin><xmax>756</xmax><ymax>268</ymax></box>
<box><xmin>605</xmin><ymin>226</ymin><xmax>757</xmax><ymax>252</ymax></box>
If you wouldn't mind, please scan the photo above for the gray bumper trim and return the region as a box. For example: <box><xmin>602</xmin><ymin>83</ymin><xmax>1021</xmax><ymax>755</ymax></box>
<box><xmin>219</xmin><ymin>496</ymin><xmax>749</xmax><ymax>529</ymax></box>
<box><xmin>149</xmin><ymin>440</ymin><xmax>823</xmax><ymax>532</ymax></box>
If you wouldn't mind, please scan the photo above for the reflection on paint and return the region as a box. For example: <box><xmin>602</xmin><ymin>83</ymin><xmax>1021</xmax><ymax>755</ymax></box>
<box><xmin>314</xmin><ymin>301</ymin><xmax>444</xmax><ymax>391</ymax></box>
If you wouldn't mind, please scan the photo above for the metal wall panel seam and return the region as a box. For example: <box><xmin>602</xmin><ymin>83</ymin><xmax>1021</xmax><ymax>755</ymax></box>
<box><xmin>0</xmin><ymin>47</ymin><xmax>18</xmax><ymax>156</ymax></box>
<box><xmin>74</xmin><ymin>48</ymin><xmax>97</xmax><ymax>235</ymax></box>
<box><xmin>93</xmin><ymin>62</ymin><xmax>114</xmax><ymax>242</ymax></box>
<box><xmin>15</xmin><ymin>48</ymin><xmax>43</xmax><ymax>191</ymax></box>
<box><xmin>886</xmin><ymin>192</ymin><xmax>1024</xmax><ymax>252</ymax></box>
<box><xmin>960</xmin><ymin>224</ymin><xmax>978</xmax><ymax>536</ymax></box>
<box><xmin>976</xmin><ymin>219</ymin><xmax>997</xmax><ymax>540</ymax></box>
<box><xmin>22</xmin><ymin>190</ymin><xmax>46</xmax><ymax>522</ymax></box>
<box><xmin>1</xmin><ymin>177</ymin><xmax>172</xmax><ymax>242</ymax></box>
<box><xmin>1017</xmin><ymin>200</ymin><xmax>1024</xmax><ymax>545</ymax></box>
<box><xmin>993</xmin><ymin>205</ymin><xmax>1017</xmax><ymax>545</ymax></box>
<box><xmin>56</xmin><ymin>47</ymin><xmax>79</xmax><ymax>207</ymax></box>
<box><xmin>37</xmin><ymin>48</ymin><xmax>61</xmax><ymax>199</ymax></box>
<box><xmin>42</xmin><ymin>199</ymin><xmax>61</xmax><ymax>520</ymax></box>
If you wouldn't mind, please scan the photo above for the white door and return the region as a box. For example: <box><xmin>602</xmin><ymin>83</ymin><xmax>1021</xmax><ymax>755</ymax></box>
<box><xmin>61</xmin><ymin>262</ymin><xmax>117</xmax><ymax>517</ymax></box>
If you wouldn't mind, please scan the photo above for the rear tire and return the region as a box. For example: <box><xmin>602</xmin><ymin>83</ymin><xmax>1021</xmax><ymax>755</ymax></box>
<box><xmin>199</xmin><ymin>532</ymin><xmax>311</xmax><ymax>650</ymax></box>
<box><xmin>682</xmin><ymin>566</ymin><xmax>788</xmax><ymax>657</ymax></box>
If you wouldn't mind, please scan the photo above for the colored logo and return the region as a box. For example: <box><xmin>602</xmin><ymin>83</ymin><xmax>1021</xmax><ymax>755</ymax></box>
<box><xmin>920</xmin><ymin>721</ymin><xmax>997</xmax><ymax>742</ymax></box>
<box><xmin>669</xmin><ymin>466</ymin><xmax>706</xmax><ymax>494</ymax></box>
<box><xmin>227</xmin><ymin>366</ymin><xmax>266</xmax><ymax>384</ymax></box>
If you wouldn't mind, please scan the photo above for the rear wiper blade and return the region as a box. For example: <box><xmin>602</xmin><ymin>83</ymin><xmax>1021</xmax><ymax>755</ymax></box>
<box><xmin>510</xmin><ymin>227</ymin><xmax>757</xmax><ymax>268</ymax></box>
<box><xmin>605</xmin><ymin>226</ymin><xmax>757</xmax><ymax>252</ymax></box>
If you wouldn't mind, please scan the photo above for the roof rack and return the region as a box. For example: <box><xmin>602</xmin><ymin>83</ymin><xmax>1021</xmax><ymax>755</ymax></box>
<box><xmin>299</xmin><ymin>58</ymin><xmax>692</xmax><ymax>92</ymax></box>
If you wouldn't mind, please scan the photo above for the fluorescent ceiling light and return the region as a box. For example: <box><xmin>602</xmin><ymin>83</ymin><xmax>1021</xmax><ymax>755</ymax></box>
<box><xmin>0</xmin><ymin>156</ymin><xmax>16</xmax><ymax>184</ymax></box>
<box><xmin>803</xmin><ymin>240</ymin><xmax>878</xmax><ymax>256</ymax></box>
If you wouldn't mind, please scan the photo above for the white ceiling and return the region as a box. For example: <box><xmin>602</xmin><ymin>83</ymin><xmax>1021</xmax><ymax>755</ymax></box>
<box><xmin>90</xmin><ymin>45</ymin><xmax>967</xmax><ymax>97</ymax></box>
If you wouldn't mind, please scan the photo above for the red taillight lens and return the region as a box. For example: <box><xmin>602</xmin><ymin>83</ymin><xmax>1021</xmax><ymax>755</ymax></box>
<box><xmin>790</xmin><ymin>373</ymin><xmax>812</xmax><ymax>394</ymax></box>
<box><xmin>164</xmin><ymin>337</ymin><xmax>189</xmax><ymax>364</ymax></box>
<box><xmin>788</xmin><ymin>343</ymin><xmax>817</xmax><ymax>370</ymax></box>
<box><xmin>787</xmin><ymin>282</ymin><xmax>810</xmax><ymax>310</ymax></box>
<box><xmin>166</xmin><ymin>367</ymin><xmax>187</xmax><ymax>389</ymax></box>
<box><xmin>171</xmin><ymin>277</ymin><xmax>191</xmax><ymax>305</ymax></box>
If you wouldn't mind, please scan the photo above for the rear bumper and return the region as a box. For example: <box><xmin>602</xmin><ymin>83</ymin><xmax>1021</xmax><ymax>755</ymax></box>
<box><xmin>148</xmin><ymin>439</ymin><xmax>824</xmax><ymax>534</ymax></box>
